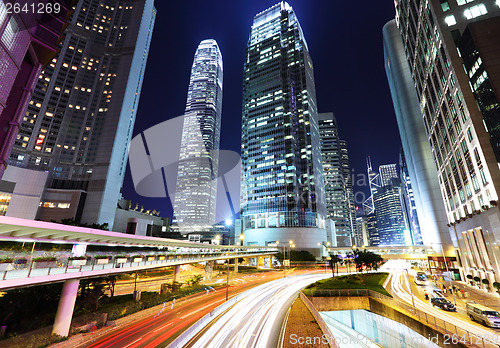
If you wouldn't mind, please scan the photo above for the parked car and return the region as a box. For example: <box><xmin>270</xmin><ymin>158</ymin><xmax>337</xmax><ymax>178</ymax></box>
<box><xmin>431</xmin><ymin>297</ymin><xmax>457</xmax><ymax>311</ymax></box>
<box><xmin>466</xmin><ymin>302</ymin><xmax>500</xmax><ymax>328</ymax></box>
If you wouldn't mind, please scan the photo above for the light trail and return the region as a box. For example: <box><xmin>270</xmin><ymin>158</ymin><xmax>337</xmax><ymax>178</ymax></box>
<box><xmin>190</xmin><ymin>273</ymin><xmax>329</xmax><ymax>348</ymax></box>
<box><xmin>390</xmin><ymin>267</ymin><xmax>500</xmax><ymax>345</ymax></box>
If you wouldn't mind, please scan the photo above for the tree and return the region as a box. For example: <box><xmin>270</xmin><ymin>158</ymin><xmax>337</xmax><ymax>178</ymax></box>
<box><xmin>328</xmin><ymin>254</ymin><xmax>341</xmax><ymax>279</ymax></box>
<box><xmin>187</xmin><ymin>274</ymin><xmax>203</xmax><ymax>287</ymax></box>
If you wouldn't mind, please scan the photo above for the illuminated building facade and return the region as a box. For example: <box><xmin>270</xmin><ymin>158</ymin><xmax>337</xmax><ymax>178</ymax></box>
<box><xmin>319</xmin><ymin>113</ymin><xmax>355</xmax><ymax>246</ymax></box>
<box><xmin>374</xmin><ymin>177</ymin><xmax>408</xmax><ymax>246</ymax></box>
<box><xmin>379</xmin><ymin>163</ymin><xmax>398</xmax><ymax>186</ymax></box>
<box><xmin>241</xmin><ymin>2</ymin><xmax>327</xmax><ymax>255</ymax></box>
<box><xmin>399</xmin><ymin>151</ymin><xmax>423</xmax><ymax>245</ymax></box>
<box><xmin>173</xmin><ymin>39</ymin><xmax>223</xmax><ymax>232</ymax></box>
<box><xmin>0</xmin><ymin>0</ymin><xmax>74</xmax><ymax>178</ymax></box>
<box><xmin>390</xmin><ymin>0</ymin><xmax>500</xmax><ymax>283</ymax></box>
<box><xmin>9</xmin><ymin>0</ymin><xmax>156</xmax><ymax>228</ymax></box>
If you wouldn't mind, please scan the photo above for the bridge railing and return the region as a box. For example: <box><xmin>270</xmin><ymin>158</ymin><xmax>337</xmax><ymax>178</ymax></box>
<box><xmin>0</xmin><ymin>249</ymin><xmax>277</xmax><ymax>284</ymax></box>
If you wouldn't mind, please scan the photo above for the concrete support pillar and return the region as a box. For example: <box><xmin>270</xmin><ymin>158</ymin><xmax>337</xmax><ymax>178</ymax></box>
<box><xmin>256</xmin><ymin>256</ymin><xmax>264</xmax><ymax>269</ymax></box>
<box><xmin>234</xmin><ymin>258</ymin><xmax>238</xmax><ymax>273</ymax></box>
<box><xmin>172</xmin><ymin>265</ymin><xmax>181</xmax><ymax>284</ymax></box>
<box><xmin>52</xmin><ymin>279</ymin><xmax>80</xmax><ymax>337</ymax></box>
<box><xmin>205</xmin><ymin>261</ymin><xmax>214</xmax><ymax>281</ymax></box>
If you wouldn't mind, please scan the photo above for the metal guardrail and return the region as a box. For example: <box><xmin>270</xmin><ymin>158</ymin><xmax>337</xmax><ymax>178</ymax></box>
<box><xmin>303</xmin><ymin>289</ymin><xmax>500</xmax><ymax>348</ymax></box>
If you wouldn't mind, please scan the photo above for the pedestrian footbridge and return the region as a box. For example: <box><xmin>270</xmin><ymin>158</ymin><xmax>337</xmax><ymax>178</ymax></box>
<box><xmin>0</xmin><ymin>216</ymin><xmax>277</xmax><ymax>291</ymax></box>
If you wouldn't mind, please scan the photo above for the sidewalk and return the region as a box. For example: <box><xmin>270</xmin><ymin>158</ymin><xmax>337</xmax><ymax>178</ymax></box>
<box><xmin>451</xmin><ymin>280</ymin><xmax>500</xmax><ymax>310</ymax></box>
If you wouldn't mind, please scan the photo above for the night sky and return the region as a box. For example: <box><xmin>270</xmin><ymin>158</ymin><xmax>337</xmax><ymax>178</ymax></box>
<box><xmin>121</xmin><ymin>0</ymin><xmax>401</xmax><ymax>218</ymax></box>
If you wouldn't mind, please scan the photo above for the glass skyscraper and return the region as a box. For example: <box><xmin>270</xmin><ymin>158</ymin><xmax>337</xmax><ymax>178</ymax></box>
<box><xmin>241</xmin><ymin>2</ymin><xmax>327</xmax><ymax>254</ymax></box>
<box><xmin>319</xmin><ymin>113</ymin><xmax>356</xmax><ymax>247</ymax></box>
<box><xmin>9</xmin><ymin>0</ymin><xmax>156</xmax><ymax>229</ymax></box>
<box><xmin>173</xmin><ymin>39</ymin><xmax>223</xmax><ymax>231</ymax></box>
<box><xmin>389</xmin><ymin>0</ymin><xmax>500</xmax><ymax>282</ymax></box>
<box><xmin>0</xmin><ymin>0</ymin><xmax>73</xmax><ymax>179</ymax></box>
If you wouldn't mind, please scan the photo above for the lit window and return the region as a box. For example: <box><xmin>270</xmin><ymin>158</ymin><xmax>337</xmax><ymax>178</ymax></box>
<box><xmin>57</xmin><ymin>203</ymin><xmax>70</xmax><ymax>209</ymax></box>
<box><xmin>456</xmin><ymin>0</ymin><xmax>474</xmax><ymax>5</ymax></box>
<box><xmin>464</xmin><ymin>4</ymin><xmax>487</xmax><ymax>19</ymax></box>
<box><xmin>445</xmin><ymin>15</ymin><xmax>456</xmax><ymax>26</ymax></box>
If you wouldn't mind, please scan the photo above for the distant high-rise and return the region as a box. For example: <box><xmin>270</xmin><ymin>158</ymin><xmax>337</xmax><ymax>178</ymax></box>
<box><xmin>173</xmin><ymin>39</ymin><xmax>223</xmax><ymax>231</ymax></box>
<box><xmin>379</xmin><ymin>164</ymin><xmax>398</xmax><ymax>186</ymax></box>
<box><xmin>319</xmin><ymin>113</ymin><xmax>356</xmax><ymax>246</ymax></box>
<box><xmin>374</xmin><ymin>177</ymin><xmax>408</xmax><ymax>245</ymax></box>
<box><xmin>399</xmin><ymin>150</ymin><xmax>423</xmax><ymax>245</ymax></box>
<box><xmin>241</xmin><ymin>2</ymin><xmax>327</xmax><ymax>255</ymax></box>
<box><xmin>9</xmin><ymin>0</ymin><xmax>156</xmax><ymax>229</ymax></box>
<box><xmin>390</xmin><ymin>0</ymin><xmax>500</xmax><ymax>283</ymax></box>
<box><xmin>366</xmin><ymin>213</ymin><xmax>379</xmax><ymax>246</ymax></box>
<box><xmin>0</xmin><ymin>0</ymin><xmax>73</xmax><ymax>179</ymax></box>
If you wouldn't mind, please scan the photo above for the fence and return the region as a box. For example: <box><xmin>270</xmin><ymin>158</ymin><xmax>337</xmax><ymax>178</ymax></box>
<box><xmin>303</xmin><ymin>289</ymin><xmax>500</xmax><ymax>348</ymax></box>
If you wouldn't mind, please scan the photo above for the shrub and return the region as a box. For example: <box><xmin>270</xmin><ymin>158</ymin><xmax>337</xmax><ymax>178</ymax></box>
<box><xmin>68</xmin><ymin>256</ymin><xmax>87</xmax><ymax>260</ymax></box>
<box><xmin>95</xmin><ymin>255</ymin><xmax>110</xmax><ymax>259</ymax></box>
<box><xmin>33</xmin><ymin>256</ymin><xmax>57</xmax><ymax>262</ymax></box>
<box><xmin>482</xmin><ymin>278</ymin><xmax>490</xmax><ymax>285</ymax></box>
<box><xmin>0</xmin><ymin>257</ymin><xmax>13</xmax><ymax>263</ymax></box>
<box><xmin>493</xmin><ymin>282</ymin><xmax>500</xmax><ymax>290</ymax></box>
<box><xmin>474</xmin><ymin>276</ymin><xmax>481</xmax><ymax>282</ymax></box>
<box><xmin>466</xmin><ymin>274</ymin><xmax>473</xmax><ymax>280</ymax></box>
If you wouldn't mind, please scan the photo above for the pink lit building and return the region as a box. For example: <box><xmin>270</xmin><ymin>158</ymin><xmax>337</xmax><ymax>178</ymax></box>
<box><xmin>0</xmin><ymin>0</ymin><xmax>73</xmax><ymax>178</ymax></box>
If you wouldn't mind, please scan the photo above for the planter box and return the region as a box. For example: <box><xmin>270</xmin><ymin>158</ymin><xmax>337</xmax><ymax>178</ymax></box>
<box><xmin>147</xmin><ymin>256</ymin><xmax>155</xmax><ymax>262</ymax></box>
<box><xmin>158</xmin><ymin>256</ymin><xmax>165</xmax><ymax>261</ymax></box>
<box><xmin>97</xmin><ymin>258</ymin><xmax>109</xmax><ymax>264</ymax></box>
<box><xmin>70</xmin><ymin>259</ymin><xmax>87</xmax><ymax>266</ymax></box>
<box><xmin>34</xmin><ymin>261</ymin><xmax>57</xmax><ymax>269</ymax></box>
<box><xmin>0</xmin><ymin>263</ymin><xmax>13</xmax><ymax>271</ymax></box>
<box><xmin>116</xmin><ymin>258</ymin><xmax>127</xmax><ymax>264</ymax></box>
<box><xmin>133</xmin><ymin>257</ymin><xmax>143</xmax><ymax>263</ymax></box>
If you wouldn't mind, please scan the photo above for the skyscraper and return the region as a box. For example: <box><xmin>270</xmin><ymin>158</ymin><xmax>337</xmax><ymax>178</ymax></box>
<box><xmin>379</xmin><ymin>163</ymin><xmax>398</xmax><ymax>186</ymax></box>
<box><xmin>390</xmin><ymin>0</ymin><xmax>500</xmax><ymax>282</ymax></box>
<box><xmin>374</xmin><ymin>177</ymin><xmax>408</xmax><ymax>245</ymax></box>
<box><xmin>9</xmin><ymin>0</ymin><xmax>156</xmax><ymax>229</ymax></box>
<box><xmin>319</xmin><ymin>113</ymin><xmax>356</xmax><ymax>246</ymax></box>
<box><xmin>173</xmin><ymin>39</ymin><xmax>223</xmax><ymax>232</ymax></box>
<box><xmin>383</xmin><ymin>18</ymin><xmax>451</xmax><ymax>252</ymax></box>
<box><xmin>0</xmin><ymin>0</ymin><xmax>73</xmax><ymax>179</ymax></box>
<box><xmin>399</xmin><ymin>150</ymin><xmax>423</xmax><ymax>245</ymax></box>
<box><xmin>241</xmin><ymin>2</ymin><xmax>327</xmax><ymax>255</ymax></box>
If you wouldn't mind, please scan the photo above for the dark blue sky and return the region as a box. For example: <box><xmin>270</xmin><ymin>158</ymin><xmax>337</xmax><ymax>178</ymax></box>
<box><xmin>122</xmin><ymin>0</ymin><xmax>401</xmax><ymax>218</ymax></box>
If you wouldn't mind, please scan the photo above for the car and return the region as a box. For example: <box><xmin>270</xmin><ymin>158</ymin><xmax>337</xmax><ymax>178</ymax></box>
<box><xmin>466</xmin><ymin>302</ymin><xmax>500</xmax><ymax>328</ymax></box>
<box><xmin>414</xmin><ymin>274</ymin><xmax>427</xmax><ymax>285</ymax></box>
<box><xmin>431</xmin><ymin>297</ymin><xmax>457</xmax><ymax>311</ymax></box>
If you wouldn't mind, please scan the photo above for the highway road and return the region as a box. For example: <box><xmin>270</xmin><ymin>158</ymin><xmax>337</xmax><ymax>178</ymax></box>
<box><xmin>188</xmin><ymin>273</ymin><xmax>329</xmax><ymax>348</ymax></box>
<box><xmin>69</xmin><ymin>270</ymin><xmax>303</xmax><ymax>348</ymax></box>
<box><xmin>387</xmin><ymin>262</ymin><xmax>500</xmax><ymax>347</ymax></box>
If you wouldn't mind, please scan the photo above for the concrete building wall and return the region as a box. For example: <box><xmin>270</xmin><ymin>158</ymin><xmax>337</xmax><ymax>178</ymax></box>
<box><xmin>1</xmin><ymin>166</ymin><xmax>47</xmax><ymax>219</ymax></box>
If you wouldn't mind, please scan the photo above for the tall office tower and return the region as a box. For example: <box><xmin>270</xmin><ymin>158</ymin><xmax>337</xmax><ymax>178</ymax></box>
<box><xmin>383</xmin><ymin>19</ymin><xmax>451</xmax><ymax>253</ymax></box>
<box><xmin>0</xmin><ymin>0</ymin><xmax>74</xmax><ymax>179</ymax></box>
<box><xmin>173</xmin><ymin>39</ymin><xmax>223</xmax><ymax>232</ymax></box>
<box><xmin>400</xmin><ymin>150</ymin><xmax>423</xmax><ymax>245</ymax></box>
<box><xmin>366</xmin><ymin>213</ymin><xmax>379</xmax><ymax>246</ymax></box>
<box><xmin>390</xmin><ymin>1</ymin><xmax>500</xmax><ymax>282</ymax></box>
<box><xmin>319</xmin><ymin>113</ymin><xmax>355</xmax><ymax>246</ymax></box>
<box><xmin>374</xmin><ymin>177</ymin><xmax>408</xmax><ymax>245</ymax></box>
<box><xmin>340</xmin><ymin>139</ymin><xmax>358</xmax><ymax>245</ymax></box>
<box><xmin>379</xmin><ymin>163</ymin><xmax>398</xmax><ymax>186</ymax></box>
<box><xmin>241</xmin><ymin>2</ymin><xmax>327</xmax><ymax>255</ymax></box>
<box><xmin>9</xmin><ymin>0</ymin><xmax>156</xmax><ymax>229</ymax></box>
<box><xmin>363</xmin><ymin>157</ymin><xmax>380</xmax><ymax>214</ymax></box>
